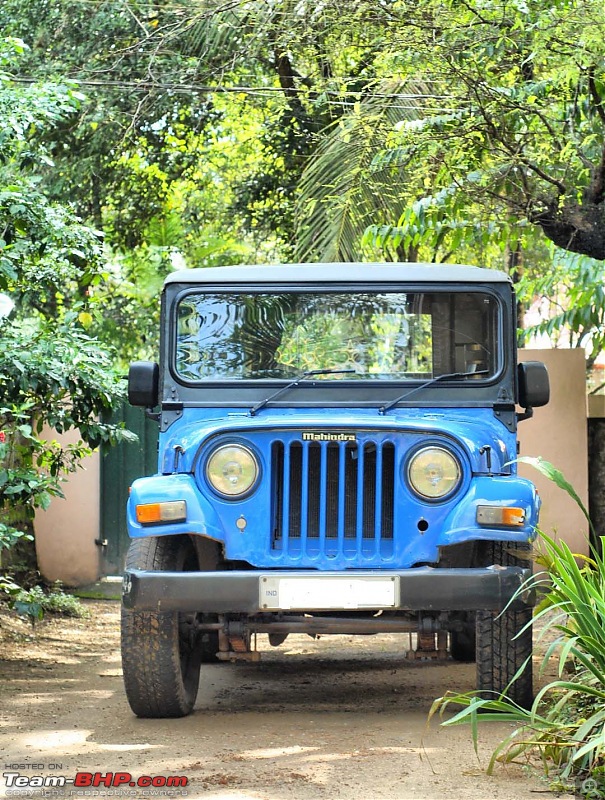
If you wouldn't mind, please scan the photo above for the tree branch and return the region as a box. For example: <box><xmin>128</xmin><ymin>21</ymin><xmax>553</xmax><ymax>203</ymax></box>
<box><xmin>516</xmin><ymin>156</ymin><xmax>567</xmax><ymax>194</ymax></box>
<box><xmin>589</xmin><ymin>69</ymin><xmax>605</xmax><ymax>127</ymax></box>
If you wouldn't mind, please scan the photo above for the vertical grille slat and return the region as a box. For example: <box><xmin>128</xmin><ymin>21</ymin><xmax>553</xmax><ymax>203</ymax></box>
<box><xmin>318</xmin><ymin>441</ymin><xmax>328</xmax><ymax>547</ymax></box>
<box><xmin>337</xmin><ymin>441</ymin><xmax>347</xmax><ymax>556</ymax></box>
<box><xmin>272</xmin><ymin>434</ymin><xmax>395</xmax><ymax>561</ymax></box>
<box><xmin>281</xmin><ymin>443</ymin><xmax>290</xmax><ymax>549</ymax></box>
<box><xmin>300</xmin><ymin>443</ymin><xmax>310</xmax><ymax>553</ymax></box>
<box><xmin>355</xmin><ymin>443</ymin><xmax>365</xmax><ymax>551</ymax></box>
<box><xmin>375</xmin><ymin>442</ymin><xmax>383</xmax><ymax>551</ymax></box>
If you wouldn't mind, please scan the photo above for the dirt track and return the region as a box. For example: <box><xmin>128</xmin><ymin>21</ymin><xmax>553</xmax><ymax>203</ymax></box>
<box><xmin>0</xmin><ymin>601</ymin><xmax>572</xmax><ymax>800</ymax></box>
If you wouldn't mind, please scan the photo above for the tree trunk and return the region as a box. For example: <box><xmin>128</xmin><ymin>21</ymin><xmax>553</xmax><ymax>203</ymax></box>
<box><xmin>532</xmin><ymin>199</ymin><xmax>605</xmax><ymax>260</ymax></box>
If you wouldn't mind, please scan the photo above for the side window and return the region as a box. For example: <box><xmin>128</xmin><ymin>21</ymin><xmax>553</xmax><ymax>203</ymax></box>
<box><xmin>428</xmin><ymin>293</ymin><xmax>495</xmax><ymax>375</ymax></box>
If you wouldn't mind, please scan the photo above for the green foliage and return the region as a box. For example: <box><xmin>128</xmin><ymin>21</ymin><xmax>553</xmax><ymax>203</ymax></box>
<box><xmin>363</xmin><ymin>184</ymin><xmax>511</xmax><ymax>266</ymax></box>
<box><xmin>295</xmin><ymin>87</ymin><xmax>420</xmax><ymax>262</ymax></box>
<box><xmin>364</xmin><ymin>0</ymin><xmax>605</xmax><ymax>262</ymax></box>
<box><xmin>0</xmin><ymin>39</ymin><xmax>100</xmax><ymax>314</ymax></box>
<box><xmin>0</xmin><ymin>183</ymin><xmax>102</xmax><ymax>307</ymax></box>
<box><xmin>517</xmin><ymin>251</ymin><xmax>605</xmax><ymax>369</ymax></box>
<box><xmin>1</xmin><ymin>0</ymin><xmax>416</xmax><ymax>268</ymax></box>
<box><xmin>0</xmin><ymin>318</ymin><xmax>134</xmax><ymax>541</ymax></box>
<box><xmin>2</xmin><ymin>1</ymin><xmax>604</xmax><ymax>363</ymax></box>
<box><xmin>1</xmin><ymin>580</ymin><xmax>87</xmax><ymax>625</ymax></box>
<box><xmin>0</xmin><ymin>37</ymin><xmax>84</xmax><ymax>164</ymax></box>
<box><xmin>431</xmin><ymin>461</ymin><xmax>605</xmax><ymax>792</ymax></box>
<box><xmin>0</xmin><ymin>38</ymin><xmax>131</xmax><ymax>555</ymax></box>
<box><xmin>0</xmin><ymin>523</ymin><xmax>32</xmax><ymax>552</ymax></box>
<box><xmin>0</xmin><ymin>318</ymin><xmax>130</xmax><ymax>445</ymax></box>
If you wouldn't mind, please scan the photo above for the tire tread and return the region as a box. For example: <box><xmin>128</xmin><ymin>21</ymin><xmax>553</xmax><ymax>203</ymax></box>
<box><xmin>476</xmin><ymin>541</ymin><xmax>533</xmax><ymax>709</ymax></box>
<box><xmin>121</xmin><ymin>536</ymin><xmax>200</xmax><ymax>718</ymax></box>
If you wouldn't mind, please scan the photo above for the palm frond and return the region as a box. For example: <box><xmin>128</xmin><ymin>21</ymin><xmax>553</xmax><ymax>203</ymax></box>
<box><xmin>295</xmin><ymin>81</ymin><xmax>429</xmax><ymax>263</ymax></box>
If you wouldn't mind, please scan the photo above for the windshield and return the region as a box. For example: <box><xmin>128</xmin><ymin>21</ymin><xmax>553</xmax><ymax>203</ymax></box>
<box><xmin>175</xmin><ymin>290</ymin><xmax>499</xmax><ymax>382</ymax></box>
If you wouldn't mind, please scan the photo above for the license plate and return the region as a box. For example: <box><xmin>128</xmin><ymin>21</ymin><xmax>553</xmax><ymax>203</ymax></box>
<box><xmin>259</xmin><ymin>576</ymin><xmax>398</xmax><ymax>611</ymax></box>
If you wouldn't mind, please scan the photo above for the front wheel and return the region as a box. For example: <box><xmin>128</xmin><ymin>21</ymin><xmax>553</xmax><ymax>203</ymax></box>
<box><xmin>475</xmin><ymin>542</ymin><xmax>533</xmax><ymax>709</ymax></box>
<box><xmin>121</xmin><ymin>535</ymin><xmax>202</xmax><ymax>718</ymax></box>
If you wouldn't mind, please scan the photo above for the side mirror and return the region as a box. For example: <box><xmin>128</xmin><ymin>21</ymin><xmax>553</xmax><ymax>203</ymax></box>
<box><xmin>128</xmin><ymin>361</ymin><xmax>159</xmax><ymax>408</ymax></box>
<box><xmin>518</xmin><ymin>361</ymin><xmax>549</xmax><ymax>414</ymax></box>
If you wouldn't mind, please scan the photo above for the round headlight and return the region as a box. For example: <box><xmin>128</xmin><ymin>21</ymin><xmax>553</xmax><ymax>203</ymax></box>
<box><xmin>206</xmin><ymin>444</ymin><xmax>259</xmax><ymax>498</ymax></box>
<box><xmin>407</xmin><ymin>446</ymin><xmax>461</xmax><ymax>500</ymax></box>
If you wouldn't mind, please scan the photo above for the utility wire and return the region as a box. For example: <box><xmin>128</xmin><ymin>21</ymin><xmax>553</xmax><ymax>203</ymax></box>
<box><xmin>8</xmin><ymin>75</ymin><xmax>458</xmax><ymax>102</ymax></box>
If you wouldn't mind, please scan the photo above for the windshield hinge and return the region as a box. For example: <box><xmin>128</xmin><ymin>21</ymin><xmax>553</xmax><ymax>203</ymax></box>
<box><xmin>493</xmin><ymin>406</ymin><xmax>516</xmax><ymax>432</ymax></box>
<box><xmin>160</xmin><ymin>402</ymin><xmax>184</xmax><ymax>432</ymax></box>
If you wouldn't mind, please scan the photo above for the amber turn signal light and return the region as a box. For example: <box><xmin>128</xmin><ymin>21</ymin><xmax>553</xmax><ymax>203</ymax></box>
<box><xmin>136</xmin><ymin>501</ymin><xmax>187</xmax><ymax>524</ymax></box>
<box><xmin>476</xmin><ymin>505</ymin><xmax>525</xmax><ymax>527</ymax></box>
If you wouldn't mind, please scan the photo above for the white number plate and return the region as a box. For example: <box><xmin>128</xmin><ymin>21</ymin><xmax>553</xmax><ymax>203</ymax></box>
<box><xmin>259</xmin><ymin>576</ymin><xmax>398</xmax><ymax>611</ymax></box>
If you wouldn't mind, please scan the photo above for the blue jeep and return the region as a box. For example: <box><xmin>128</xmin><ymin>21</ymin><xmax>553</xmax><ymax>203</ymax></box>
<box><xmin>121</xmin><ymin>263</ymin><xmax>549</xmax><ymax>717</ymax></box>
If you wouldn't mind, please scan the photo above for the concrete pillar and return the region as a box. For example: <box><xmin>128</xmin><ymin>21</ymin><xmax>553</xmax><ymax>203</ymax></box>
<box><xmin>518</xmin><ymin>349</ymin><xmax>589</xmax><ymax>556</ymax></box>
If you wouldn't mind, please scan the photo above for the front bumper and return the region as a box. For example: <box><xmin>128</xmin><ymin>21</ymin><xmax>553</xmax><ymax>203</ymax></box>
<box><xmin>122</xmin><ymin>566</ymin><xmax>535</xmax><ymax>614</ymax></box>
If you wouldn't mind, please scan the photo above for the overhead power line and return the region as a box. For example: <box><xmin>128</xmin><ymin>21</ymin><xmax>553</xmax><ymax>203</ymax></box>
<box><xmin>8</xmin><ymin>75</ymin><xmax>456</xmax><ymax>102</ymax></box>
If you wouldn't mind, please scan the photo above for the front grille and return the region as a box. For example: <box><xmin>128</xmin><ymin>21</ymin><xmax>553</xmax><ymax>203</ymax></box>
<box><xmin>272</xmin><ymin>437</ymin><xmax>395</xmax><ymax>557</ymax></box>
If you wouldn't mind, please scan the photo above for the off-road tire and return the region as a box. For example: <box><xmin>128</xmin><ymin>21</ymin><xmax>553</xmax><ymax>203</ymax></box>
<box><xmin>121</xmin><ymin>535</ymin><xmax>203</xmax><ymax>718</ymax></box>
<box><xmin>476</xmin><ymin>541</ymin><xmax>533</xmax><ymax>709</ymax></box>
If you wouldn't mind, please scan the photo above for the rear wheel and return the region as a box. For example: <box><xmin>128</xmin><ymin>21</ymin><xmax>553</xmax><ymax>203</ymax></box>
<box><xmin>475</xmin><ymin>542</ymin><xmax>533</xmax><ymax>709</ymax></box>
<box><xmin>121</xmin><ymin>535</ymin><xmax>203</xmax><ymax>718</ymax></box>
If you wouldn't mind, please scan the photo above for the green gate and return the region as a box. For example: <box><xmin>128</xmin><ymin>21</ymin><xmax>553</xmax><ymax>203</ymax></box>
<box><xmin>100</xmin><ymin>403</ymin><xmax>159</xmax><ymax>575</ymax></box>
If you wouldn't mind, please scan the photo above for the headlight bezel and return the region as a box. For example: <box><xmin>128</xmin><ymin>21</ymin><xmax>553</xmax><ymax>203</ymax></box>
<box><xmin>405</xmin><ymin>444</ymin><xmax>463</xmax><ymax>502</ymax></box>
<box><xmin>204</xmin><ymin>441</ymin><xmax>261</xmax><ymax>500</ymax></box>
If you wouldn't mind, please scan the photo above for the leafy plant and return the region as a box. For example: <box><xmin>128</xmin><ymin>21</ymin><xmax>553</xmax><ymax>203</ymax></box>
<box><xmin>1</xmin><ymin>580</ymin><xmax>87</xmax><ymax>626</ymax></box>
<box><xmin>0</xmin><ymin>522</ymin><xmax>32</xmax><ymax>552</ymax></box>
<box><xmin>430</xmin><ymin>459</ymin><xmax>605</xmax><ymax>794</ymax></box>
<box><xmin>295</xmin><ymin>84</ymin><xmax>423</xmax><ymax>262</ymax></box>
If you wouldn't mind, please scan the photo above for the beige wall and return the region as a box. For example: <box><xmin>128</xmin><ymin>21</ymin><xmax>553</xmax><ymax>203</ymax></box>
<box><xmin>518</xmin><ymin>349</ymin><xmax>589</xmax><ymax>555</ymax></box>
<box><xmin>34</xmin><ymin>428</ymin><xmax>101</xmax><ymax>586</ymax></box>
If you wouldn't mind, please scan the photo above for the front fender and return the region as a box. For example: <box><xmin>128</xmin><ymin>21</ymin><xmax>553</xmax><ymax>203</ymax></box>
<box><xmin>127</xmin><ymin>474</ymin><xmax>225</xmax><ymax>541</ymax></box>
<box><xmin>439</xmin><ymin>475</ymin><xmax>540</xmax><ymax>547</ymax></box>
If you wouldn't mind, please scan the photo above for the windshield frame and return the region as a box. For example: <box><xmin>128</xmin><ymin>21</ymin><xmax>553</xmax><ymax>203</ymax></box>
<box><xmin>169</xmin><ymin>283</ymin><xmax>505</xmax><ymax>391</ymax></box>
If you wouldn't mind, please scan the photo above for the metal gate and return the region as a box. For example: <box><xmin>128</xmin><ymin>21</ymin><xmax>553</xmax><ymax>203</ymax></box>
<box><xmin>100</xmin><ymin>404</ymin><xmax>159</xmax><ymax>575</ymax></box>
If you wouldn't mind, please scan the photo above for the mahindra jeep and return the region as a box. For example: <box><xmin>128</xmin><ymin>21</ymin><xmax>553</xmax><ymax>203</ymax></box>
<box><xmin>121</xmin><ymin>263</ymin><xmax>549</xmax><ymax>718</ymax></box>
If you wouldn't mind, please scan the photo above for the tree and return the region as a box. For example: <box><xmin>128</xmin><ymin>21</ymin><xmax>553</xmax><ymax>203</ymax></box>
<box><xmin>0</xmin><ymin>38</ymin><xmax>131</xmax><ymax>555</ymax></box>
<box><xmin>362</xmin><ymin>0</ymin><xmax>605</xmax><ymax>261</ymax></box>
<box><xmin>294</xmin><ymin>85</ymin><xmax>426</xmax><ymax>262</ymax></box>
<box><xmin>0</xmin><ymin>0</ymin><xmax>405</xmax><ymax>255</ymax></box>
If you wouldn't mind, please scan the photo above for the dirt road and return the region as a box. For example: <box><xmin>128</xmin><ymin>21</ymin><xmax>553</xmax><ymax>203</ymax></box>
<box><xmin>0</xmin><ymin>601</ymin><xmax>570</xmax><ymax>800</ymax></box>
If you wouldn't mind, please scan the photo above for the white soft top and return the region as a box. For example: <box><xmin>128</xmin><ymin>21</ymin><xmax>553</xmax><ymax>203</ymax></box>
<box><xmin>164</xmin><ymin>263</ymin><xmax>511</xmax><ymax>285</ymax></box>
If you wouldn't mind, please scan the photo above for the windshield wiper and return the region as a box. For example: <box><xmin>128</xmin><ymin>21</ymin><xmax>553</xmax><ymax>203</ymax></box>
<box><xmin>378</xmin><ymin>370</ymin><xmax>490</xmax><ymax>415</ymax></box>
<box><xmin>249</xmin><ymin>369</ymin><xmax>356</xmax><ymax>416</ymax></box>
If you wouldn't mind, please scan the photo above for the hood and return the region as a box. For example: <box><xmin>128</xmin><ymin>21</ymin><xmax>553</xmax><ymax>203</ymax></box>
<box><xmin>160</xmin><ymin>407</ymin><xmax>516</xmax><ymax>476</ymax></box>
